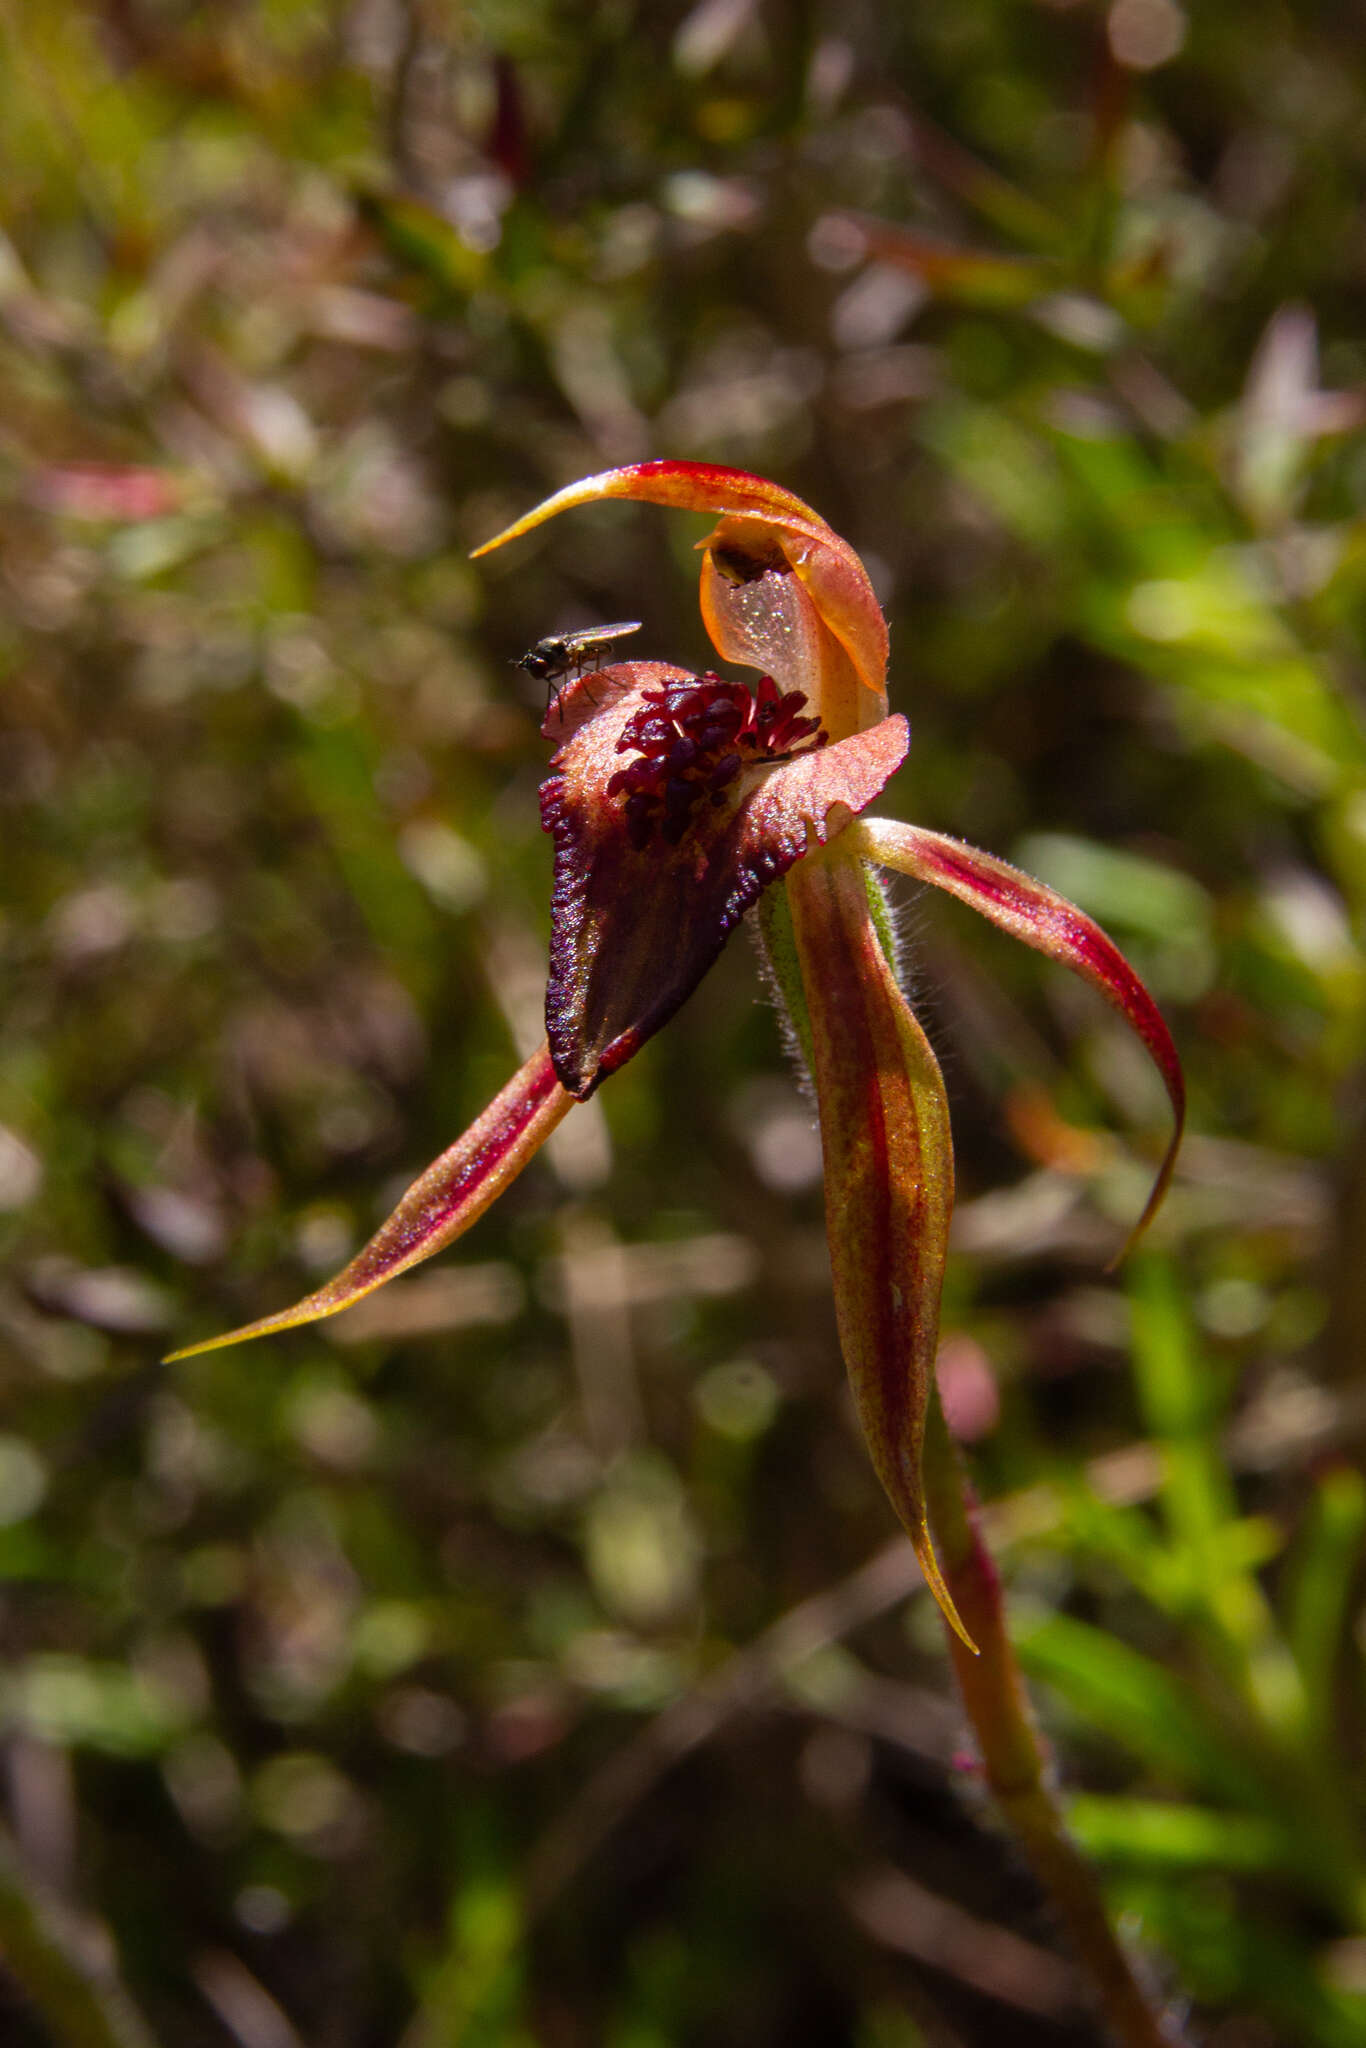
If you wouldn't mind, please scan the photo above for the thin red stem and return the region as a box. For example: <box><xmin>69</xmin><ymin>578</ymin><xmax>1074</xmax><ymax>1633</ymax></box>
<box><xmin>921</xmin><ymin>1394</ymin><xmax>1186</xmax><ymax>2047</ymax></box>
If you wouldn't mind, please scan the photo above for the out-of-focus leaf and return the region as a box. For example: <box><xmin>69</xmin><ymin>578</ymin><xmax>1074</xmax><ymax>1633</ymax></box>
<box><xmin>900</xmin><ymin>121</ymin><xmax>1067</xmax><ymax>250</ymax></box>
<box><xmin>1286</xmin><ymin>1465</ymin><xmax>1366</xmax><ymax>1753</ymax></box>
<box><xmin>1129</xmin><ymin>1255</ymin><xmax>1234</xmax><ymax>1531</ymax></box>
<box><xmin>1014</xmin><ymin>1607</ymin><xmax>1267</xmax><ymax>1808</ymax></box>
<box><xmin>1128</xmin><ymin>1258</ymin><xmax>1308</xmax><ymax>1739</ymax></box>
<box><xmin>6</xmin><ymin>1655</ymin><xmax>193</xmax><ymax>1759</ymax></box>
<box><xmin>1067</xmin><ymin>1796</ymin><xmax>1290</xmax><ymax>1873</ymax></box>
<box><xmin>1020</xmin><ymin>1608</ymin><xmax>1361</xmax><ymax>1917</ymax></box>
<box><xmin>854</xmin><ymin>219</ymin><xmax>1065</xmax><ymax>308</ymax></box>
<box><xmin>407</xmin><ymin>1835</ymin><xmax>535</xmax><ymax>2048</ymax></box>
<box><xmin>1048</xmin><ymin>1483</ymin><xmax>1279</xmax><ymax>1621</ymax></box>
<box><xmin>354</xmin><ymin>189</ymin><xmax>491</xmax><ymax>298</ymax></box>
<box><xmin>1103</xmin><ymin>1875</ymin><xmax>1366</xmax><ymax>2048</ymax></box>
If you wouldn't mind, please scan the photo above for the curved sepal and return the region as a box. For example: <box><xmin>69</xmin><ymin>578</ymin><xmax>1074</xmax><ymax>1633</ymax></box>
<box><xmin>786</xmin><ymin>850</ymin><xmax>974</xmax><ymax>1651</ymax></box>
<box><xmin>470</xmin><ymin>460</ymin><xmax>838</xmax><ymax>553</ymax></box>
<box><xmin>472</xmin><ymin>461</ymin><xmax>889</xmax><ymax>736</ymax></box>
<box><xmin>165</xmin><ymin>1043</ymin><xmax>573</xmax><ymax>1359</ymax></box>
<box><xmin>856</xmin><ymin>819</ymin><xmax>1185</xmax><ymax>1255</ymax></box>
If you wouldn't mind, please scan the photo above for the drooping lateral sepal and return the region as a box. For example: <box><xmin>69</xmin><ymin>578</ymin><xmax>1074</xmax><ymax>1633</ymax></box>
<box><xmin>854</xmin><ymin>819</ymin><xmax>1185</xmax><ymax>1254</ymax></box>
<box><xmin>540</xmin><ymin>663</ymin><xmax>908</xmax><ymax>1097</ymax></box>
<box><xmin>785</xmin><ymin>849</ymin><xmax>974</xmax><ymax>1650</ymax></box>
<box><xmin>165</xmin><ymin>1043</ymin><xmax>573</xmax><ymax>1359</ymax></box>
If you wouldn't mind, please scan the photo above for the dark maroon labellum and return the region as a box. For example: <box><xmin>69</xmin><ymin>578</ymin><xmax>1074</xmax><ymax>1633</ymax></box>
<box><xmin>537</xmin><ymin>657</ymin><xmax>908</xmax><ymax>1101</ymax></box>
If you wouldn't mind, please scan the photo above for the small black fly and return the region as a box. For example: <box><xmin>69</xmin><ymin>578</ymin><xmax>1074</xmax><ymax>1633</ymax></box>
<box><xmin>517</xmin><ymin>621</ymin><xmax>643</xmax><ymax>714</ymax></box>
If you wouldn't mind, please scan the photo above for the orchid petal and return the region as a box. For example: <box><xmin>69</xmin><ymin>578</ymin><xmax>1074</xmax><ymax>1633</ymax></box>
<box><xmin>165</xmin><ymin>1043</ymin><xmax>573</xmax><ymax>1359</ymax></box>
<box><xmin>472</xmin><ymin>461</ymin><xmax>889</xmax><ymax>735</ymax></box>
<box><xmin>541</xmin><ymin>662</ymin><xmax>908</xmax><ymax>1096</ymax></box>
<box><xmin>785</xmin><ymin>850</ymin><xmax>974</xmax><ymax>1651</ymax></box>
<box><xmin>697</xmin><ymin>525</ymin><xmax>881</xmax><ymax>741</ymax></box>
<box><xmin>854</xmin><ymin>819</ymin><xmax>1184</xmax><ymax>1255</ymax></box>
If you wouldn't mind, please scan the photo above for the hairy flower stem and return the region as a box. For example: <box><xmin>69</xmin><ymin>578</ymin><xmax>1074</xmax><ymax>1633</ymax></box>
<box><xmin>920</xmin><ymin>1396</ymin><xmax>1185</xmax><ymax>2048</ymax></box>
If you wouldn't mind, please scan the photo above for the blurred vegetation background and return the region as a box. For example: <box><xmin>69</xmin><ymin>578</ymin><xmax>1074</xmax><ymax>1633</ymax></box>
<box><xmin>1</xmin><ymin>2</ymin><xmax>1365</xmax><ymax>2044</ymax></box>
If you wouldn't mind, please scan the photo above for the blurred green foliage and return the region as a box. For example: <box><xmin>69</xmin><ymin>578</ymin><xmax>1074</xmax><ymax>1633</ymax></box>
<box><xmin>0</xmin><ymin>2</ymin><xmax>1364</xmax><ymax>2044</ymax></box>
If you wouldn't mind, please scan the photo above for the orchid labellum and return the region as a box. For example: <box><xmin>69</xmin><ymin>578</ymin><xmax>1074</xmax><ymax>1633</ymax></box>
<box><xmin>171</xmin><ymin>462</ymin><xmax>1184</xmax><ymax>1649</ymax></box>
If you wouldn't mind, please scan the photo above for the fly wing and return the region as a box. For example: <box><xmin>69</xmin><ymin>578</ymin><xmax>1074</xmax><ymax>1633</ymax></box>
<box><xmin>578</xmin><ymin>621</ymin><xmax>642</xmax><ymax>652</ymax></box>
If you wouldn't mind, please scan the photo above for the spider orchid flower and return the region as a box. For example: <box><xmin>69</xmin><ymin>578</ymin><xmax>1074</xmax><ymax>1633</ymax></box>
<box><xmin>169</xmin><ymin>463</ymin><xmax>1184</xmax><ymax>1648</ymax></box>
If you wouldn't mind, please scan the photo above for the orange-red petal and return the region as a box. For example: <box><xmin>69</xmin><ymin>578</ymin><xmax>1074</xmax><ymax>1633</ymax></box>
<box><xmin>856</xmin><ymin>819</ymin><xmax>1185</xmax><ymax>1254</ymax></box>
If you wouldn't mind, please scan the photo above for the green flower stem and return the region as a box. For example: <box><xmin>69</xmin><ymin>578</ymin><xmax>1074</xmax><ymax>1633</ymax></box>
<box><xmin>0</xmin><ymin>1822</ymin><xmax>160</xmax><ymax>2048</ymax></box>
<box><xmin>920</xmin><ymin>1394</ymin><xmax>1184</xmax><ymax>2048</ymax></box>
